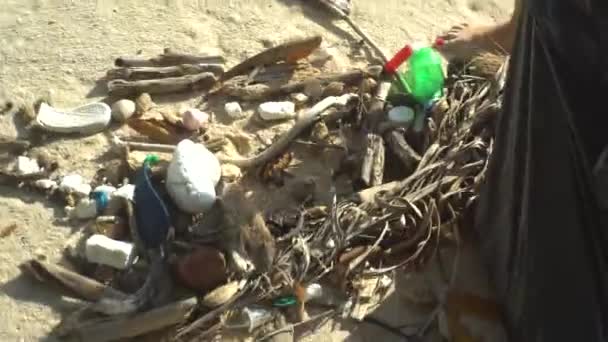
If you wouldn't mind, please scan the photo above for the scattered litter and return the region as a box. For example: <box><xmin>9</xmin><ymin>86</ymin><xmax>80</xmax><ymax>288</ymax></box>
<box><xmin>226</xmin><ymin>306</ymin><xmax>275</xmax><ymax>332</ymax></box>
<box><xmin>36</xmin><ymin>102</ymin><xmax>111</xmax><ymax>134</ymax></box>
<box><xmin>258</xmin><ymin>101</ymin><xmax>296</xmax><ymax>121</ymax></box>
<box><xmin>85</xmin><ymin>234</ymin><xmax>135</xmax><ymax>270</ymax></box>
<box><xmin>388</xmin><ymin>105</ymin><xmax>415</xmax><ymax>124</ymax></box>
<box><xmin>34</xmin><ymin>179</ymin><xmax>57</xmax><ymax>190</ymax></box>
<box><xmin>68</xmin><ymin>198</ymin><xmax>98</xmax><ymax>220</ymax></box>
<box><xmin>290</xmin><ymin>93</ymin><xmax>309</xmax><ymax>106</ymax></box>
<box><xmin>113</xmin><ymin>183</ymin><xmax>135</xmax><ymax>201</ymax></box>
<box><xmin>59</xmin><ymin>174</ymin><xmax>91</xmax><ymax>197</ymax></box>
<box><xmin>111</xmin><ymin>99</ymin><xmax>136</xmax><ymax>122</ymax></box>
<box><xmin>166</xmin><ymin>139</ymin><xmax>220</xmax><ymax>213</ymax></box>
<box><xmin>14</xmin><ymin>156</ymin><xmax>41</xmax><ymax>175</ymax></box>
<box><xmin>225</xmin><ymin>101</ymin><xmax>244</xmax><ymax>119</ymax></box>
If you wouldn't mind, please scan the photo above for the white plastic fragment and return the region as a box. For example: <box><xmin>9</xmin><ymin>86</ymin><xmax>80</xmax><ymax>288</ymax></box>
<box><xmin>290</xmin><ymin>93</ymin><xmax>309</xmax><ymax>105</ymax></box>
<box><xmin>14</xmin><ymin>156</ymin><xmax>41</xmax><ymax>175</ymax></box>
<box><xmin>70</xmin><ymin>198</ymin><xmax>98</xmax><ymax>220</ymax></box>
<box><xmin>36</xmin><ymin>102</ymin><xmax>111</xmax><ymax>134</ymax></box>
<box><xmin>113</xmin><ymin>183</ymin><xmax>135</xmax><ymax>201</ymax></box>
<box><xmin>166</xmin><ymin>139</ymin><xmax>220</xmax><ymax>213</ymax></box>
<box><xmin>388</xmin><ymin>106</ymin><xmax>415</xmax><ymax>124</ymax></box>
<box><xmin>34</xmin><ymin>179</ymin><xmax>57</xmax><ymax>190</ymax></box>
<box><xmin>258</xmin><ymin>101</ymin><xmax>296</xmax><ymax>121</ymax></box>
<box><xmin>225</xmin><ymin>102</ymin><xmax>244</xmax><ymax>119</ymax></box>
<box><xmin>85</xmin><ymin>234</ymin><xmax>134</xmax><ymax>270</ymax></box>
<box><xmin>60</xmin><ymin>174</ymin><xmax>91</xmax><ymax>197</ymax></box>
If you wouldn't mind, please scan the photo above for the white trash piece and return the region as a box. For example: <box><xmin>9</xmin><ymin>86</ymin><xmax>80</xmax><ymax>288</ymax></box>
<box><xmin>14</xmin><ymin>156</ymin><xmax>41</xmax><ymax>175</ymax></box>
<box><xmin>182</xmin><ymin>108</ymin><xmax>209</xmax><ymax>131</ymax></box>
<box><xmin>34</xmin><ymin>179</ymin><xmax>57</xmax><ymax>190</ymax></box>
<box><xmin>113</xmin><ymin>183</ymin><xmax>135</xmax><ymax>201</ymax></box>
<box><xmin>225</xmin><ymin>102</ymin><xmax>244</xmax><ymax>119</ymax></box>
<box><xmin>258</xmin><ymin>101</ymin><xmax>295</xmax><ymax>121</ymax></box>
<box><xmin>388</xmin><ymin>106</ymin><xmax>415</xmax><ymax>124</ymax></box>
<box><xmin>85</xmin><ymin>234</ymin><xmax>135</xmax><ymax>270</ymax></box>
<box><xmin>70</xmin><ymin>198</ymin><xmax>98</xmax><ymax>220</ymax></box>
<box><xmin>166</xmin><ymin>139</ymin><xmax>220</xmax><ymax>213</ymax></box>
<box><xmin>60</xmin><ymin>174</ymin><xmax>92</xmax><ymax>197</ymax></box>
<box><xmin>36</xmin><ymin>102</ymin><xmax>111</xmax><ymax>134</ymax></box>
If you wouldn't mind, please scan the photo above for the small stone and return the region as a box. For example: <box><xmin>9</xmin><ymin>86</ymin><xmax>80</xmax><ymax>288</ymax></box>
<box><xmin>175</xmin><ymin>246</ymin><xmax>228</xmax><ymax>293</ymax></box>
<box><xmin>322</xmin><ymin>82</ymin><xmax>345</xmax><ymax>97</ymax></box>
<box><xmin>221</xmin><ymin>164</ymin><xmax>242</xmax><ymax>183</ymax></box>
<box><xmin>14</xmin><ymin>156</ymin><xmax>40</xmax><ymax>175</ymax></box>
<box><xmin>388</xmin><ymin>106</ymin><xmax>415</xmax><ymax>124</ymax></box>
<box><xmin>111</xmin><ymin>99</ymin><xmax>136</xmax><ymax>122</ymax></box>
<box><xmin>181</xmin><ymin>108</ymin><xmax>209</xmax><ymax>131</ymax></box>
<box><xmin>303</xmin><ymin>79</ymin><xmax>323</xmax><ymax>99</ymax></box>
<box><xmin>290</xmin><ymin>93</ymin><xmax>309</xmax><ymax>106</ymax></box>
<box><xmin>310</xmin><ymin>121</ymin><xmax>329</xmax><ymax>143</ymax></box>
<box><xmin>258</xmin><ymin>101</ymin><xmax>296</xmax><ymax>121</ymax></box>
<box><xmin>135</xmin><ymin>93</ymin><xmax>156</xmax><ymax>114</ymax></box>
<box><xmin>224</xmin><ymin>102</ymin><xmax>243</xmax><ymax>119</ymax></box>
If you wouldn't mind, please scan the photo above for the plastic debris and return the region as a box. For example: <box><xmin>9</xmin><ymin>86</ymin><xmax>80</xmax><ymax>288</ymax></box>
<box><xmin>181</xmin><ymin>108</ymin><xmax>209</xmax><ymax>131</ymax></box>
<box><xmin>111</xmin><ymin>99</ymin><xmax>136</xmax><ymax>122</ymax></box>
<box><xmin>225</xmin><ymin>102</ymin><xmax>244</xmax><ymax>119</ymax></box>
<box><xmin>113</xmin><ymin>183</ymin><xmax>135</xmax><ymax>201</ymax></box>
<box><xmin>226</xmin><ymin>306</ymin><xmax>275</xmax><ymax>332</ymax></box>
<box><xmin>36</xmin><ymin>102</ymin><xmax>111</xmax><ymax>134</ymax></box>
<box><xmin>290</xmin><ymin>93</ymin><xmax>309</xmax><ymax>105</ymax></box>
<box><xmin>85</xmin><ymin>234</ymin><xmax>135</xmax><ymax>269</ymax></box>
<box><xmin>69</xmin><ymin>198</ymin><xmax>98</xmax><ymax>220</ymax></box>
<box><xmin>134</xmin><ymin>156</ymin><xmax>172</xmax><ymax>249</ymax></box>
<box><xmin>258</xmin><ymin>101</ymin><xmax>296</xmax><ymax>121</ymax></box>
<box><xmin>60</xmin><ymin>174</ymin><xmax>92</xmax><ymax>197</ymax></box>
<box><xmin>34</xmin><ymin>179</ymin><xmax>57</xmax><ymax>190</ymax></box>
<box><xmin>388</xmin><ymin>105</ymin><xmax>415</xmax><ymax>124</ymax></box>
<box><xmin>166</xmin><ymin>139</ymin><xmax>220</xmax><ymax>213</ymax></box>
<box><xmin>14</xmin><ymin>156</ymin><xmax>41</xmax><ymax>175</ymax></box>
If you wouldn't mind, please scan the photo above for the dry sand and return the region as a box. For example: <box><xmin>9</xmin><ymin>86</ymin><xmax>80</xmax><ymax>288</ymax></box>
<box><xmin>0</xmin><ymin>0</ymin><xmax>511</xmax><ymax>341</ymax></box>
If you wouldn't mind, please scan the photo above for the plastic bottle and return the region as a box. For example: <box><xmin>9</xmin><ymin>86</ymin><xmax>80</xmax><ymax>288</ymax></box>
<box><xmin>385</xmin><ymin>38</ymin><xmax>445</xmax><ymax>105</ymax></box>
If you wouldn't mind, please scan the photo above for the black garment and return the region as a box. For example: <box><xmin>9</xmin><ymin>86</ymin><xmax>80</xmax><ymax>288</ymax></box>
<box><xmin>475</xmin><ymin>1</ymin><xmax>608</xmax><ymax>341</ymax></box>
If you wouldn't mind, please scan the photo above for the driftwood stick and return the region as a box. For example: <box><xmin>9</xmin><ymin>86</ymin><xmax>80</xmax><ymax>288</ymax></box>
<box><xmin>21</xmin><ymin>259</ymin><xmax>127</xmax><ymax>302</ymax></box>
<box><xmin>385</xmin><ymin>130</ymin><xmax>421</xmax><ymax>172</ymax></box>
<box><xmin>108</xmin><ymin>72</ymin><xmax>217</xmax><ymax>97</ymax></box>
<box><xmin>360</xmin><ymin>133</ymin><xmax>385</xmax><ymax>187</ymax></box>
<box><xmin>106</xmin><ymin>64</ymin><xmax>224</xmax><ymax>81</ymax></box>
<box><xmin>115</xmin><ymin>48</ymin><xmax>224</xmax><ymax>67</ymax></box>
<box><xmin>67</xmin><ymin>297</ymin><xmax>197</xmax><ymax>342</ymax></box>
<box><xmin>218</xmin><ymin>94</ymin><xmax>358</xmax><ymax>169</ymax></box>
<box><xmin>221</xmin><ymin>66</ymin><xmax>381</xmax><ymax>101</ymax></box>
<box><xmin>222</xmin><ymin>35</ymin><xmax>322</xmax><ymax>81</ymax></box>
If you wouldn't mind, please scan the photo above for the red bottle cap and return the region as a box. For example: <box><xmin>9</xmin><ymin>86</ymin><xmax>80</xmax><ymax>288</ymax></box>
<box><xmin>385</xmin><ymin>45</ymin><xmax>413</xmax><ymax>74</ymax></box>
<box><xmin>433</xmin><ymin>37</ymin><xmax>445</xmax><ymax>48</ymax></box>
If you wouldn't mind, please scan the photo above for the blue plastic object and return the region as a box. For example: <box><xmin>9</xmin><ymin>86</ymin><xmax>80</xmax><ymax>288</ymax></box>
<box><xmin>134</xmin><ymin>159</ymin><xmax>172</xmax><ymax>249</ymax></box>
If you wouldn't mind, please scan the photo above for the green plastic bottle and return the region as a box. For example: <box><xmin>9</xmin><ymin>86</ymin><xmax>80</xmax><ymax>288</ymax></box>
<box><xmin>386</xmin><ymin>40</ymin><xmax>445</xmax><ymax>105</ymax></box>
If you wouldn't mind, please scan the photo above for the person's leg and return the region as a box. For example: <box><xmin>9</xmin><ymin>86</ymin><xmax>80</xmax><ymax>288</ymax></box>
<box><xmin>437</xmin><ymin>0</ymin><xmax>522</xmax><ymax>59</ymax></box>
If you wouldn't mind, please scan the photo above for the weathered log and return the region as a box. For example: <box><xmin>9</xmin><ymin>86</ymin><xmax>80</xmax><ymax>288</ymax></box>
<box><xmin>106</xmin><ymin>64</ymin><xmax>224</xmax><ymax>81</ymax></box>
<box><xmin>21</xmin><ymin>259</ymin><xmax>127</xmax><ymax>302</ymax></box>
<box><xmin>66</xmin><ymin>297</ymin><xmax>197</xmax><ymax>342</ymax></box>
<box><xmin>115</xmin><ymin>48</ymin><xmax>224</xmax><ymax>67</ymax></box>
<box><xmin>107</xmin><ymin>72</ymin><xmax>217</xmax><ymax>97</ymax></box>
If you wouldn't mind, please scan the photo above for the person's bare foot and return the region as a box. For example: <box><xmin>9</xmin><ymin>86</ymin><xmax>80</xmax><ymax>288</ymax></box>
<box><xmin>437</xmin><ymin>20</ymin><xmax>516</xmax><ymax>60</ymax></box>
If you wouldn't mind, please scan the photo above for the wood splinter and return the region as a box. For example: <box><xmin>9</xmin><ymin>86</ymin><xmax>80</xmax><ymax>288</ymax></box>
<box><xmin>115</xmin><ymin>48</ymin><xmax>224</xmax><ymax>67</ymax></box>
<box><xmin>108</xmin><ymin>72</ymin><xmax>217</xmax><ymax>97</ymax></box>
<box><xmin>106</xmin><ymin>64</ymin><xmax>225</xmax><ymax>81</ymax></box>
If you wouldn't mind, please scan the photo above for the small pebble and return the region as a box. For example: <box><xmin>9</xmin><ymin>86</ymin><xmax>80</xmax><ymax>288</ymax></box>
<box><xmin>304</xmin><ymin>79</ymin><xmax>323</xmax><ymax>99</ymax></box>
<box><xmin>225</xmin><ymin>102</ymin><xmax>244</xmax><ymax>119</ymax></box>
<box><xmin>322</xmin><ymin>82</ymin><xmax>345</xmax><ymax>97</ymax></box>
<box><xmin>71</xmin><ymin>198</ymin><xmax>98</xmax><ymax>220</ymax></box>
<box><xmin>60</xmin><ymin>174</ymin><xmax>91</xmax><ymax>197</ymax></box>
<box><xmin>34</xmin><ymin>179</ymin><xmax>57</xmax><ymax>190</ymax></box>
<box><xmin>388</xmin><ymin>106</ymin><xmax>415</xmax><ymax>124</ymax></box>
<box><xmin>221</xmin><ymin>164</ymin><xmax>242</xmax><ymax>183</ymax></box>
<box><xmin>258</xmin><ymin>101</ymin><xmax>296</xmax><ymax>121</ymax></box>
<box><xmin>290</xmin><ymin>93</ymin><xmax>309</xmax><ymax>106</ymax></box>
<box><xmin>111</xmin><ymin>99</ymin><xmax>136</xmax><ymax>122</ymax></box>
<box><xmin>181</xmin><ymin>108</ymin><xmax>209</xmax><ymax>131</ymax></box>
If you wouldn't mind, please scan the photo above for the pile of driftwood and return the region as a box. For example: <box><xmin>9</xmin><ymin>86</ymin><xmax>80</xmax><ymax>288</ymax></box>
<box><xmin>13</xmin><ymin>24</ymin><xmax>506</xmax><ymax>340</ymax></box>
